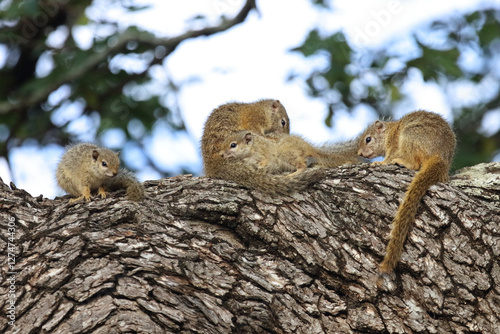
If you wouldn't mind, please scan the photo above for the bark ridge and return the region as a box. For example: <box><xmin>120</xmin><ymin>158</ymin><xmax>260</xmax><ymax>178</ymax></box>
<box><xmin>1</xmin><ymin>163</ymin><xmax>499</xmax><ymax>333</ymax></box>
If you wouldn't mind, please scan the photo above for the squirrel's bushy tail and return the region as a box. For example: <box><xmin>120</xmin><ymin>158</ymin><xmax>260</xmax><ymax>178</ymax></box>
<box><xmin>379</xmin><ymin>155</ymin><xmax>448</xmax><ymax>273</ymax></box>
<box><xmin>317</xmin><ymin>138</ymin><xmax>364</xmax><ymax>167</ymax></box>
<box><xmin>220</xmin><ymin>163</ymin><xmax>325</xmax><ymax>195</ymax></box>
<box><xmin>104</xmin><ymin>169</ymin><xmax>145</xmax><ymax>201</ymax></box>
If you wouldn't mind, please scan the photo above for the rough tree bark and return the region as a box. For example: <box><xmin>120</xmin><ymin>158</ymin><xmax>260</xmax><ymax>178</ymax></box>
<box><xmin>1</xmin><ymin>162</ymin><xmax>499</xmax><ymax>334</ymax></box>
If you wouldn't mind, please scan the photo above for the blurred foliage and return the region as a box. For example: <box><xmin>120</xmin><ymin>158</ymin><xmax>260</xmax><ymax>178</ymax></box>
<box><xmin>0</xmin><ymin>0</ymin><xmax>225</xmax><ymax>177</ymax></box>
<box><xmin>295</xmin><ymin>5</ymin><xmax>500</xmax><ymax>169</ymax></box>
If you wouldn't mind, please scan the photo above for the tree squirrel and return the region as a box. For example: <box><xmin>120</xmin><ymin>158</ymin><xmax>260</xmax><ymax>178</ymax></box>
<box><xmin>202</xmin><ymin>99</ymin><xmax>290</xmax><ymax>175</ymax></box>
<box><xmin>358</xmin><ymin>110</ymin><xmax>456</xmax><ymax>273</ymax></box>
<box><xmin>201</xmin><ymin>99</ymin><xmax>325</xmax><ymax>194</ymax></box>
<box><xmin>56</xmin><ymin>143</ymin><xmax>144</xmax><ymax>202</ymax></box>
<box><xmin>220</xmin><ymin>131</ymin><xmax>360</xmax><ymax>176</ymax></box>
<box><xmin>219</xmin><ymin>131</ymin><xmax>311</xmax><ymax>176</ymax></box>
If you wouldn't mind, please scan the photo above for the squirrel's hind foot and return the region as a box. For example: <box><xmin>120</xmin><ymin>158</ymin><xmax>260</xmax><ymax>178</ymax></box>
<box><xmin>68</xmin><ymin>195</ymin><xmax>91</xmax><ymax>203</ymax></box>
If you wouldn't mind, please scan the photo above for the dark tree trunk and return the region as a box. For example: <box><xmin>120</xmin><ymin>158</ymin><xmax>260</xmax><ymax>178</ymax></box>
<box><xmin>1</xmin><ymin>162</ymin><xmax>499</xmax><ymax>333</ymax></box>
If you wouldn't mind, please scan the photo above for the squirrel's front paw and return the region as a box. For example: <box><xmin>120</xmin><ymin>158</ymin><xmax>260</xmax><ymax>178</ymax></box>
<box><xmin>98</xmin><ymin>187</ymin><xmax>108</xmax><ymax>199</ymax></box>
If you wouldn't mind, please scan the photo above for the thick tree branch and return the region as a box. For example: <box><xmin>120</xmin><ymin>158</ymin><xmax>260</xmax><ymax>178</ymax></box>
<box><xmin>0</xmin><ymin>0</ymin><xmax>257</xmax><ymax>115</ymax></box>
<box><xmin>0</xmin><ymin>162</ymin><xmax>499</xmax><ymax>333</ymax></box>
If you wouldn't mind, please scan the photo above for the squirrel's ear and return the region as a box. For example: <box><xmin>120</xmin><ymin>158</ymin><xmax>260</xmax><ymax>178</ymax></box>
<box><xmin>244</xmin><ymin>132</ymin><xmax>253</xmax><ymax>145</ymax></box>
<box><xmin>92</xmin><ymin>150</ymin><xmax>99</xmax><ymax>161</ymax></box>
<box><xmin>374</xmin><ymin>121</ymin><xmax>385</xmax><ymax>132</ymax></box>
<box><xmin>116</xmin><ymin>151</ymin><xmax>121</xmax><ymax>157</ymax></box>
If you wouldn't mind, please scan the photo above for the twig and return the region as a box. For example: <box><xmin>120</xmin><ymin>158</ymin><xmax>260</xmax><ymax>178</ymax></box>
<box><xmin>0</xmin><ymin>0</ymin><xmax>257</xmax><ymax>114</ymax></box>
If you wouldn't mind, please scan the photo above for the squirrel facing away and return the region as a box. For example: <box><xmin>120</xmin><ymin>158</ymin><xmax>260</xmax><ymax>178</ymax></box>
<box><xmin>201</xmin><ymin>99</ymin><xmax>325</xmax><ymax>195</ymax></box>
<box><xmin>220</xmin><ymin>131</ymin><xmax>360</xmax><ymax>176</ymax></box>
<box><xmin>56</xmin><ymin>143</ymin><xmax>144</xmax><ymax>202</ymax></box>
<box><xmin>358</xmin><ymin>110</ymin><xmax>456</xmax><ymax>273</ymax></box>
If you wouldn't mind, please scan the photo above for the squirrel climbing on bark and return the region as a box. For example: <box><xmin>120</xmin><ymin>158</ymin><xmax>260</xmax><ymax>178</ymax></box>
<box><xmin>358</xmin><ymin>110</ymin><xmax>456</xmax><ymax>273</ymax></box>
<box><xmin>220</xmin><ymin>131</ymin><xmax>360</xmax><ymax>176</ymax></box>
<box><xmin>201</xmin><ymin>99</ymin><xmax>325</xmax><ymax>194</ymax></box>
<box><xmin>56</xmin><ymin>143</ymin><xmax>144</xmax><ymax>202</ymax></box>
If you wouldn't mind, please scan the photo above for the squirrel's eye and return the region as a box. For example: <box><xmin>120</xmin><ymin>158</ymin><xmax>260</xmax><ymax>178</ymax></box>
<box><xmin>365</xmin><ymin>137</ymin><xmax>371</xmax><ymax>144</ymax></box>
<box><xmin>281</xmin><ymin>119</ymin><xmax>286</xmax><ymax>127</ymax></box>
<box><xmin>102</xmin><ymin>161</ymin><xmax>108</xmax><ymax>167</ymax></box>
<box><xmin>230</xmin><ymin>143</ymin><xmax>237</xmax><ymax>148</ymax></box>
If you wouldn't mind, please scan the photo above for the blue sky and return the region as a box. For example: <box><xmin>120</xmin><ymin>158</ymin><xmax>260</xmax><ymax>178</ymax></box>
<box><xmin>1</xmin><ymin>0</ymin><xmax>499</xmax><ymax>198</ymax></box>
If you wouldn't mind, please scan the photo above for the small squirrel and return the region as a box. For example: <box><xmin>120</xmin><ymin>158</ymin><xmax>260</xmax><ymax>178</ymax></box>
<box><xmin>358</xmin><ymin>110</ymin><xmax>456</xmax><ymax>273</ymax></box>
<box><xmin>220</xmin><ymin>131</ymin><xmax>362</xmax><ymax>176</ymax></box>
<box><xmin>219</xmin><ymin>131</ymin><xmax>311</xmax><ymax>176</ymax></box>
<box><xmin>202</xmin><ymin>99</ymin><xmax>325</xmax><ymax>194</ymax></box>
<box><xmin>202</xmin><ymin>99</ymin><xmax>363</xmax><ymax>194</ymax></box>
<box><xmin>56</xmin><ymin>143</ymin><xmax>144</xmax><ymax>202</ymax></box>
<box><xmin>202</xmin><ymin>99</ymin><xmax>290</xmax><ymax>176</ymax></box>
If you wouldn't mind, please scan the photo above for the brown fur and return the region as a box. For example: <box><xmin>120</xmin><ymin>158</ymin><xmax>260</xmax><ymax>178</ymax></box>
<box><xmin>104</xmin><ymin>169</ymin><xmax>145</xmax><ymax>201</ymax></box>
<box><xmin>57</xmin><ymin>143</ymin><xmax>144</xmax><ymax>202</ymax></box>
<box><xmin>202</xmin><ymin>99</ymin><xmax>290</xmax><ymax>177</ymax></box>
<box><xmin>219</xmin><ymin>132</ymin><xmax>312</xmax><ymax>176</ymax></box>
<box><xmin>358</xmin><ymin>110</ymin><xmax>456</xmax><ymax>273</ymax></box>
<box><xmin>202</xmin><ymin>99</ymin><xmax>364</xmax><ymax>194</ymax></box>
<box><xmin>202</xmin><ymin>100</ymin><xmax>326</xmax><ymax>195</ymax></box>
<box><xmin>220</xmin><ymin>132</ymin><xmax>361</xmax><ymax>176</ymax></box>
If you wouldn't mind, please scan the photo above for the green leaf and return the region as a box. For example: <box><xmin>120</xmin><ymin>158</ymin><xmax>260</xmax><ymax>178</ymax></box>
<box><xmin>124</xmin><ymin>5</ymin><xmax>151</xmax><ymax>12</ymax></box>
<box><xmin>325</xmin><ymin>105</ymin><xmax>333</xmax><ymax>127</ymax></box>
<box><xmin>389</xmin><ymin>84</ymin><xmax>401</xmax><ymax>101</ymax></box>
<box><xmin>408</xmin><ymin>41</ymin><xmax>461</xmax><ymax>81</ymax></box>
<box><xmin>478</xmin><ymin>18</ymin><xmax>500</xmax><ymax>46</ymax></box>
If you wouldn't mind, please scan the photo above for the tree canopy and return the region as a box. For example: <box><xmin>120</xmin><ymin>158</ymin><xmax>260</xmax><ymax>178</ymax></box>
<box><xmin>0</xmin><ymin>0</ymin><xmax>256</xmax><ymax>181</ymax></box>
<box><xmin>291</xmin><ymin>5</ymin><xmax>500</xmax><ymax>169</ymax></box>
